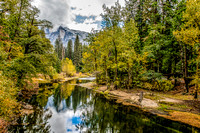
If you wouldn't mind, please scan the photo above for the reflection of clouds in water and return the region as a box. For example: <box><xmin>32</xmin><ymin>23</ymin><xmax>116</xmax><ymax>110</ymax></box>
<box><xmin>58</xmin><ymin>100</ymin><xmax>67</xmax><ymax>112</ymax></box>
<box><xmin>45</xmin><ymin>95</ymin><xmax>92</xmax><ymax>133</ymax></box>
<box><xmin>48</xmin><ymin>107</ymin><xmax>83</xmax><ymax>133</ymax></box>
<box><xmin>45</xmin><ymin>95</ymin><xmax>54</xmax><ymax>109</ymax></box>
<box><xmin>44</xmin><ymin>87</ymin><xmax>94</xmax><ymax>133</ymax></box>
<box><xmin>45</xmin><ymin>95</ymin><xmax>67</xmax><ymax>112</ymax></box>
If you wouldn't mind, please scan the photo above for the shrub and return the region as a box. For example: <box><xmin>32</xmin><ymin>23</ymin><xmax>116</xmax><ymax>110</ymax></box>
<box><xmin>0</xmin><ymin>74</ymin><xmax>20</xmax><ymax>120</ymax></box>
<box><xmin>62</xmin><ymin>58</ymin><xmax>76</xmax><ymax>76</ymax></box>
<box><xmin>143</xmin><ymin>79</ymin><xmax>174</xmax><ymax>92</ymax></box>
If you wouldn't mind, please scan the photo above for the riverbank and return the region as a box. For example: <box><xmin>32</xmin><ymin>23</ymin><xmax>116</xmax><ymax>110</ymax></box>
<box><xmin>78</xmin><ymin>82</ymin><xmax>200</xmax><ymax>128</ymax></box>
<box><xmin>32</xmin><ymin>72</ymin><xmax>91</xmax><ymax>84</ymax></box>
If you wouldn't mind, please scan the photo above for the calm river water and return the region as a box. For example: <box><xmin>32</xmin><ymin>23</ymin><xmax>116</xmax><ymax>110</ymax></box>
<box><xmin>10</xmin><ymin>79</ymin><xmax>199</xmax><ymax>133</ymax></box>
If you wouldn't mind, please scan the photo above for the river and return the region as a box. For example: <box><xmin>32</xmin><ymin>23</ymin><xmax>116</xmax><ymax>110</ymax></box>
<box><xmin>10</xmin><ymin>78</ymin><xmax>199</xmax><ymax>133</ymax></box>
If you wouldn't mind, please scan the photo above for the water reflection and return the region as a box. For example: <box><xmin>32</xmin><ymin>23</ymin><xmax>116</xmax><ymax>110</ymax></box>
<box><xmin>11</xmin><ymin>108</ymin><xmax>52</xmax><ymax>133</ymax></box>
<box><xmin>10</xmin><ymin>80</ymin><xmax>199</xmax><ymax>133</ymax></box>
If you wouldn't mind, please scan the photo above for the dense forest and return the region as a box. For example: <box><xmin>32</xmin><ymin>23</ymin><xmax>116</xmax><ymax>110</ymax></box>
<box><xmin>83</xmin><ymin>0</ymin><xmax>200</xmax><ymax>97</ymax></box>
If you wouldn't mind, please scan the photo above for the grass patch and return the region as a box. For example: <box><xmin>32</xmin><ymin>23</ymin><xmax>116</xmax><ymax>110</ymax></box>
<box><xmin>159</xmin><ymin>101</ymin><xmax>188</xmax><ymax>109</ymax></box>
<box><xmin>158</xmin><ymin>101</ymin><xmax>191</xmax><ymax>112</ymax></box>
<box><xmin>144</xmin><ymin>93</ymin><xmax>163</xmax><ymax>100</ymax></box>
<box><xmin>158</xmin><ymin>92</ymin><xmax>194</xmax><ymax>100</ymax></box>
<box><xmin>158</xmin><ymin>103</ymin><xmax>169</xmax><ymax>111</ymax></box>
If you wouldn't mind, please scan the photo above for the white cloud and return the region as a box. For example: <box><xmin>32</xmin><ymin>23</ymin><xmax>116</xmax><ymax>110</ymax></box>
<box><xmin>67</xmin><ymin>21</ymin><xmax>99</xmax><ymax>32</ymax></box>
<box><xmin>33</xmin><ymin>0</ymin><xmax>71</xmax><ymax>30</ymax></box>
<box><xmin>84</xmin><ymin>18</ymin><xmax>96</xmax><ymax>24</ymax></box>
<box><xmin>95</xmin><ymin>16</ymin><xmax>103</xmax><ymax>21</ymax></box>
<box><xmin>33</xmin><ymin>0</ymin><xmax>125</xmax><ymax>32</ymax></box>
<box><xmin>69</xmin><ymin>0</ymin><xmax>125</xmax><ymax>17</ymax></box>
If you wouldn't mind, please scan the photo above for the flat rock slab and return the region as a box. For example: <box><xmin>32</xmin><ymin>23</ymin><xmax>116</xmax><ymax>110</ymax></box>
<box><xmin>159</xmin><ymin>97</ymin><xmax>184</xmax><ymax>103</ymax></box>
<box><xmin>110</xmin><ymin>91</ymin><xmax>158</xmax><ymax>108</ymax></box>
<box><xmin>141</xmin><ymin>98</ymin><xmax>159</xmax><ymax>108</ymax></box>
<box><xmin>109</xmin><ymin>90</ymin><xmax>132</xmax><ymax>98</ymax></box>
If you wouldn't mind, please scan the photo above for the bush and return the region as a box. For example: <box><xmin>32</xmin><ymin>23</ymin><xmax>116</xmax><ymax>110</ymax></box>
<box><xmin>0</xmin><ymin>74</ymin><xmax>20</xmax><ymax>120</ymax></box>
<box><xmin>96</xmin><ymin>72</ymin><xmax>106</xmax><ymax>85</ymax></box>
<box><xmin>143</xmin><ymin>79</ymin><xmax>174</xmax><ymax>92</ymax></box>
<box><xmin>62</xmin><ymin>58</ymin><xmax>76</xmax><ymax>76</ymax></box>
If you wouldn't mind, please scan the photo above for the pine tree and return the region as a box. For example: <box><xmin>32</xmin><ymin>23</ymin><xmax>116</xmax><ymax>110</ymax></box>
<box><xmin>66</xmin><ymin>39</ymin><xmax>73</xmax><ymax>60</ymax></box>
<box><xmin>73</xmin><ymin>34</ymin><xmax>80</xmax><ymax>67</ymax></box>
<box><xmin>55</xmin><ymin>35</ymin><xmax>63</xmax><ymax>60</ymax></box>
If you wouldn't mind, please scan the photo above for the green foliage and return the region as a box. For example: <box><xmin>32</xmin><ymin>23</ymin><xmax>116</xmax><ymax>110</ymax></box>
<box><xmin>0</xmin><ymin>0</ymin><xmax>60</xmax><ymax>120</ymax></box>
<box><xmin>55</xmin><ymin>35</ymin><xmax>64</xmax><ymax>60</ymax></box>
<box><xmin>84</xmin><ymin>16</ymin><xmax>145</xmax><ymax>89</ymax></box>
<box><xmin>83</xmin><ymin>0</ymin><xmax>191</xmax><ymax>92</ymax></box>
<box><xmin>73</xmin><ymin>34</ymin><xmax>80</xmax><ymax>67</ymax></box>
<box><xmin>173</xmin><ymin>0</ymin><xmax>200</xmax><ymax>94</ymax></box>
<box><xmin>141</xmin><ymin>70</ymin><xmax>174</xmax><ymax>91</ymax></box>
<box><xmin>66</xmin><ymin>39</ymin><xmax>73</xmax><ymax>60</ymax></box>
<box><xmin>143</xmin><ymin>79</ymin><xmax>174</xmax><ymax>92</ymax></box>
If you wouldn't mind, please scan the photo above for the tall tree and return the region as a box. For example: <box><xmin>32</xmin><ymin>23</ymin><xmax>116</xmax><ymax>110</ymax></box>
<box><xmin>101</xmin><ymin>1</ymin><xmax>124</xmax><ymax>89</ymax></box>
<box><xmin>174</xmin><ymin>0</ymin><xmax>200</xmax><ymax>93</ymax></box>
<box><xmin>66</xmin><ymin>39</ymin><xmax>73</xmax><ymax>60</ymax></box>
<box><xmin>55</xmin><ymin>35</ymin><xmax>64</xmax><ymax>60</ymax></box>
<box><xmin>74</xmin><ymin>34</ymin><xmax>80</xmax><ymax>67</ymax></box>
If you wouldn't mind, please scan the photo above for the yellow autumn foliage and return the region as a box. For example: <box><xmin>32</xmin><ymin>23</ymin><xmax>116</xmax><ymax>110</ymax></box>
<box><xmin>62</xmin><ymin>58</ymin><xmax>76</xmax><ymax>76</ymax></box>
<box><xmin>61</xmin><ymin>80</ymin><xmax>76</xmax><ymax>99</ymax></box>
<box><xmin>173</xmin><ymin>0</ymin><xmax>200</xmax><ymax>46</ymax></box>
<box><xmin>0</xmin><ymin>73</ymin><xmax>20</xmax><ymax>120</ymax></box>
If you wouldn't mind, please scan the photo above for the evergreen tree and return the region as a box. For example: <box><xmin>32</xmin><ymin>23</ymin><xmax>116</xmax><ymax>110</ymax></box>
<box><xmin>66</xmin><ymin>39</ymin><xmax>73</xmax><ymax>60</ymax></box>
<box><xmin>73</xmin><ymin>34</ymin><xmax>80</xmax><ymax>67</ymax></box>
<box><xmin>55</xmin><ymin>35</ymin><xmax>64</xmax><ymax>60</ymax></box>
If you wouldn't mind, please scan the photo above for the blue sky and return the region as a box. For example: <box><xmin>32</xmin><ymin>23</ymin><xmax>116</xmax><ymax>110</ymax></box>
<box><xmin>33</xmin><ymin>0</ymin><xmax>125</xmax><ymax>32</ymax></box>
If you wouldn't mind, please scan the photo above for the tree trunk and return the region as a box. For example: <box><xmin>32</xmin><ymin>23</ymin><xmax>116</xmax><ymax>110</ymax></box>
<box><xmin>127</xmin><ymin>63</ymin><xmax>131</xmax><ymax>90</ymax></box>
<box><xmin>114</xmin><ymin>41</ymin><xmax>118</xmax><ymax>89</ymax></box>
<box><xmin>94</xmin><ymin>49</ymin><xmax>97</xmax><ymax>71</ymax></box>
<box><xmin>104</xmin><ymin>56</ymin><xmax>109</xmax><ymax>89</ymax></box>
<box><xmin>194</xmin><ymin>59</ymin><xmax>199</xmax><ymax>99</ymax></box>
<box><xmin>184</xmin><ymin>45</ymin><xmax>189</xmax><ymax>93</ymax></box>
<box><xmin>14</xmin><ymin>0</ymin><xmax>24</xmax><ymax>38</ymax></box>
<box><xmin>157</xmin><ymin>60</ymin><xmax>160</xmax><ymax>73</ymax></box>
<box><xmin>94</xmin><ymin>50</ymin><xmax>99</xmax><ymax>84</ymax></box>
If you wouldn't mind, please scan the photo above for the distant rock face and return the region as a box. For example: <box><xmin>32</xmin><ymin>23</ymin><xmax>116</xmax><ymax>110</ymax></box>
<box><xmin>46</xmin><ymin>26</ymin><xmax>88</xmax><ymax>47</ymax></box>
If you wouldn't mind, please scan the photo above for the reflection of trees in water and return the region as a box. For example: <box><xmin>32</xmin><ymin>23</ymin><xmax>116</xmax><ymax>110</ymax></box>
<box><xmin>71</xmin><ymin>86</ymin><xmax>91</xmax><ymax>112</ymax></box>
<box><xmin>55</xmin><ymin>84</ymin><xmax>92</xmax><ymax>113</ymax></box>
<box><xmin>61</xmin><ymin>80</ymin><xmax>76</xmax><ymax>99</ymax></box>
<box><xmin>10</xmin><ymin>108</ymin><xmax>52</xmax><ymax>133</ymax></box>
<box><xmin>53</xmin><ymin>80</ymin><xmax>76</xmax><ymax>112</ymax></box>
<box><xmin>53</xmin><ymin>84</ymin><xmax>63</xmax><ymax>112</ymax></box>
<box><xmin>36</xmin><ymin>85</ymin><xmax>54</xmax><ymax>107</ymax></box>
<box><xmin>79</xmin><ymin>93</ymin><xmax>189</xmax><ymax>133</ymax></box>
